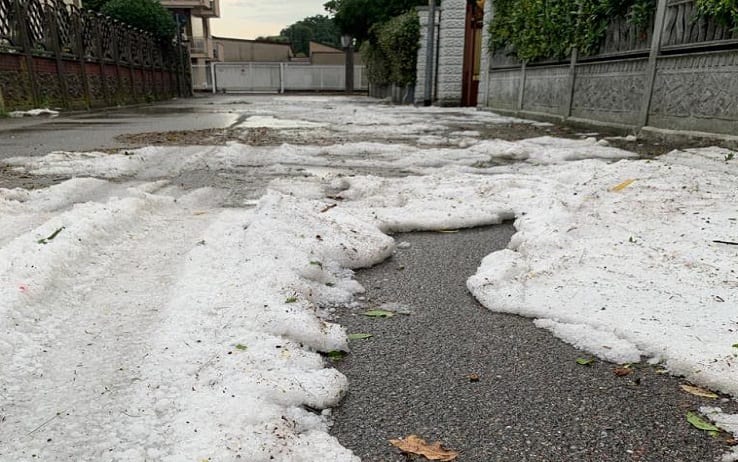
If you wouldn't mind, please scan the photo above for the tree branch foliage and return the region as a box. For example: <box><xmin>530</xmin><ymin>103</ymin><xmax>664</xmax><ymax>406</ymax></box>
<box><xmin>324</xmin><ymin>0</ymin><xmax>427</xmax><ymax>42</ymax></box>
<box><xmin>279</xmin><ymin>15</ymin><xmax>341</xmax><ymax>57</ymax></box>
<box><xmin>89</xmin><ymin>0</ymin><xmax>177</xmax><ymax>40</ymax></box>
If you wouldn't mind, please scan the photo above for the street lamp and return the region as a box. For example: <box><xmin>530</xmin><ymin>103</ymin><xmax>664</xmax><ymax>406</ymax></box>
<box><xmin>341</xmin><ymin>34</ymin><xmax>354</xmax><ymax>94</ymax></box>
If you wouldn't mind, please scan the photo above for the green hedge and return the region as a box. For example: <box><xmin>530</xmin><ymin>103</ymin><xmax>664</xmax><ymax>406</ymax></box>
<box><xmin>695</xmin><ymin>0</ymin><xmax>738</xmax><ymax>26</ymax></box>
<box><xmin>361</xmin><ymin>10</ymin><xmax>421</xmax><ymax>87</ymax></box>
<box><xmin>489</xmin><ymin>0</ymin><xmax>656</xmax><ymax>61</ymax></box>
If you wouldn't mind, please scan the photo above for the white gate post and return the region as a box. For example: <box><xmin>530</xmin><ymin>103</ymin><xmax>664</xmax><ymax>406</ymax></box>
<box><xmin>280</xmin><ymin>63</ymin><xmax>285</xmax><ymax>93</ymax></box>
<box><xmin>211</xmin><ymin>62</ymin><xmax>217</xmax><ymax>93</ymax></box>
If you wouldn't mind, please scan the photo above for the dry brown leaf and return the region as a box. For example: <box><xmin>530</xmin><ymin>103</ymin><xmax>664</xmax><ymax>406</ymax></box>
<box><xmin>467</xmin><ymin>373</ymin><xmax>480</xmax><ymax>382</ymax></box>
<box><xmin>389</xmin><ymin>435</ymin><xmax>459</xmax><ymax>461</ymax></box>
<box><xmin>613</xmin><ymin>367</ymin><xmax>633</xmax><ymax>377</ymax></box>
<box><xmin>611</xmin><ymin>179</ymin><xmax>636</xmax><ymax>192</ymax></box>
<box><xmin>680</xmin><ymin>384</ymin><xmax>718</xmax><ymax>399</ymax></box>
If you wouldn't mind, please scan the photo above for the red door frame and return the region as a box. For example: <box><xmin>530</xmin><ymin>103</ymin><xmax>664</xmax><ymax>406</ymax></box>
<box><xmin>461</xmin><ymin>0</ymin><xmax>484</xmax><ymax>107</ymax></box>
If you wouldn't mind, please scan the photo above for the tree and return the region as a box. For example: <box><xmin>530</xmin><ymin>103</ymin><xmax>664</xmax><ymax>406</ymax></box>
<box><xmin>324</xmin><ymin>0</ymin><xmax>428</xmax><ymax>42</ymax></box>
<box><xmin>101</xmin><ymin>0</ymin><xmax>177</xmax><ymax>41</ymax></box>
<box><xmin>82</xmin><ymin>0</ymin><xmax>109</xmax><ymax>11</ymax></box>
<box><xmin>280</xmin><ymin>15</ymin><xmax>340</xmax><ymax>56</ymax></box>
<box><xmin>256</xmin><ymin>36</ymin><xmax>290</xmax><ymax>43</ymax></box>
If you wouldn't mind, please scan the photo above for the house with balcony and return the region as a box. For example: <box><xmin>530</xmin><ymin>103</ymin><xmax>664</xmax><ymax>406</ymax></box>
<box><xmin>160</xmin><ymin>0</ymin><xmax>221</xmax><ymax>90</ymax></box>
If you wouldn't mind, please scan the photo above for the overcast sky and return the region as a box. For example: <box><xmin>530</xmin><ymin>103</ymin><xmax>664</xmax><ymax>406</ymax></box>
<box><xmin>211</xmin><ymin>0</ymin><xmax>330</xmax><ymax>39</ymax></box>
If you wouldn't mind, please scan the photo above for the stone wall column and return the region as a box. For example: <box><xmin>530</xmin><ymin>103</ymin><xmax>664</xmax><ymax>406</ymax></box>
<box><xmin>415</xmin><ymin>5</ymin><xmax>440</xmax><ymax>105</ymax></box>
<box><xmin>436</xmin><ymin>0</ymin><xmax>466</xmax><ymax>106</ymax></box>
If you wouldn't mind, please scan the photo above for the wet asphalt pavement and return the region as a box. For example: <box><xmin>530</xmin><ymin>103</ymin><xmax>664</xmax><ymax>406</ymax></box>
<box><xmin>330</xmin><ymin>226</ymin><xmax>736</xmax><ymax>462</ymax></box>
<box><xmin>0</xmin><ymin>98</ymin><xmax>239</xmax><ymax>159</ymax></box>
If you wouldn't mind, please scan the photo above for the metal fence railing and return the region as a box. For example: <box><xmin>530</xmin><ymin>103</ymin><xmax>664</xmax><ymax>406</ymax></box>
<box><xmin>211</xmin><ymin>62</ymin><xmax>367</xmax><ymax>93</ymax></box>
<box><xmin>0</xmin><ymin>0</ymin><xmax>191</xmax><ymax>109</ymax></box>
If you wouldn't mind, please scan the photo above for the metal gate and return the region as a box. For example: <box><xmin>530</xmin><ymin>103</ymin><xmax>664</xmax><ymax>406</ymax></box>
<box><xmin>212</xmin><ymin>62</ymin><xmax>367</xmax><ymax>93</ymax></box>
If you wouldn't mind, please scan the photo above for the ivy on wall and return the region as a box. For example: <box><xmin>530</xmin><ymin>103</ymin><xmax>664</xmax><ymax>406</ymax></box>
<box><xmin>361</xmin><ymin>10</ymin><xmax>421</xmax><ymax>87</ymax></box>
<box><xmin>489</xmin><ymin>0</ymin><xmax>656</xmax><ymax>61</ymax></box>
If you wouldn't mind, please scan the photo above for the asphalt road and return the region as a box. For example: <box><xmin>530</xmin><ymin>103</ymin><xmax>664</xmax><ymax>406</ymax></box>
<box><xmin>0</xmin><ymin>97</ymin><xmax>239</xmax><ymax>159</ymax></box>
<box><xmin>330</xmin><ymin>226</ymin><xmax>737</xmax><ymax>462</ymax></box>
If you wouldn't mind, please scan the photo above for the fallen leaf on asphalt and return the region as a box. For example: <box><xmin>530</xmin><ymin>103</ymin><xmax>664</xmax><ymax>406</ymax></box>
<box><xmin>389</xmin><ymin>435</ymin><xmax>459</xmax><ymax>461</ymax></box>
<box><xmin>576</xmin><ymin>358</ymin><xmax>595</xmax><ymax>366</ymax></box>
<box><xmin>467</xmin><ymin>373</ymin><xmax>480</xmax><ymax>382</ymax></box>
<box><xmin>234</xmin><ymin>344</ymin><xmax>247</xmax><ymax>351</ymax></box>
<box><xmin>377</xmin><ymin>302</ymin><xmax>413</xmax><ymax>315</ymax></box>
<box><xmin>611</xmin><ymin>179</ymin><xmax>636</xmax><ymax>192</ymax></box>
<box><xmin>680</xmin><ymin>384</ymin><xmax>718</xmax><ymax>399</ymax></box>
<box><xmin>192</xmin><ymin>211</ymin><xmax>207</xmax><ymax>216</ymax></box>
<box><xmin>613</xmin><ymin>367</ymin><xmax>633</xmax><ymax>376</ymax></box>
<box><xmin>686</xmin><ymin>412</ymin><xmax>720</xmax><ymax>432</ymax></box>
<box><xmin>364</xmin><ymin>309</ymin><xmax>395</xmax><ymax>318</ymax></box>
<box><xmin>348</xmin><ymin>333</ymin><xmax>373</xmax><ymax>340</ymax></box>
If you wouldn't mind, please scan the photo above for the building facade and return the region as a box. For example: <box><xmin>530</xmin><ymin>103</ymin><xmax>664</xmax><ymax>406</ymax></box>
<box><xmin>160</xmin><ymin>0</ymin><xmax>221</xmax><ymax>90</ymax></box>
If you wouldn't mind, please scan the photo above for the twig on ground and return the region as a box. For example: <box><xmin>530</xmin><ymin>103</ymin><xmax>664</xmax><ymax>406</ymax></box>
<box><xmin>27</xmin><ymin>409</ymin><xmax>66</xmax><ymax>436</ymax></box>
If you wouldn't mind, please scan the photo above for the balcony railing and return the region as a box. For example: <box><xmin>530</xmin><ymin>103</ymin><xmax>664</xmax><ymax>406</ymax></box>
<box><xmin>160</xmin><ymin>0</ymin><xmax>219</xmax><ymax>17</ymax></box>
<box><xmin>189</xmin><ymin>37</ymin><xmax>212</xmax><ymax>58</ymax></box>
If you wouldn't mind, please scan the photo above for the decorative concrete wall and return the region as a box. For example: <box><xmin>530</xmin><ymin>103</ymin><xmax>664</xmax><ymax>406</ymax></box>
<box><xmin>570</xmin><ymin>59</ymin><xmax>647</xmax><ymax>125</ymax></box>
<box><xmin>435</xmin><ymin>0</ymin><xmax>466</xmax><ymax>106</ymax></box>
<box><xmin>483</xmin><ymin>50</ymin><xmax>738</xmax><ymax>135</ymax></box>
<box><xmin>486</xmin><ymin>68</ymin><xmax>519</xmax><ymax>110</ymax></box>
<box><xmin>523</xmin><ymin>65</ymin><xmax>570</xmax><ymax>116</ymax></box>
<box><xmin>649</xmin><ymin>50</ymin><xmax>738</xmax><ymax>133</ymax></box>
